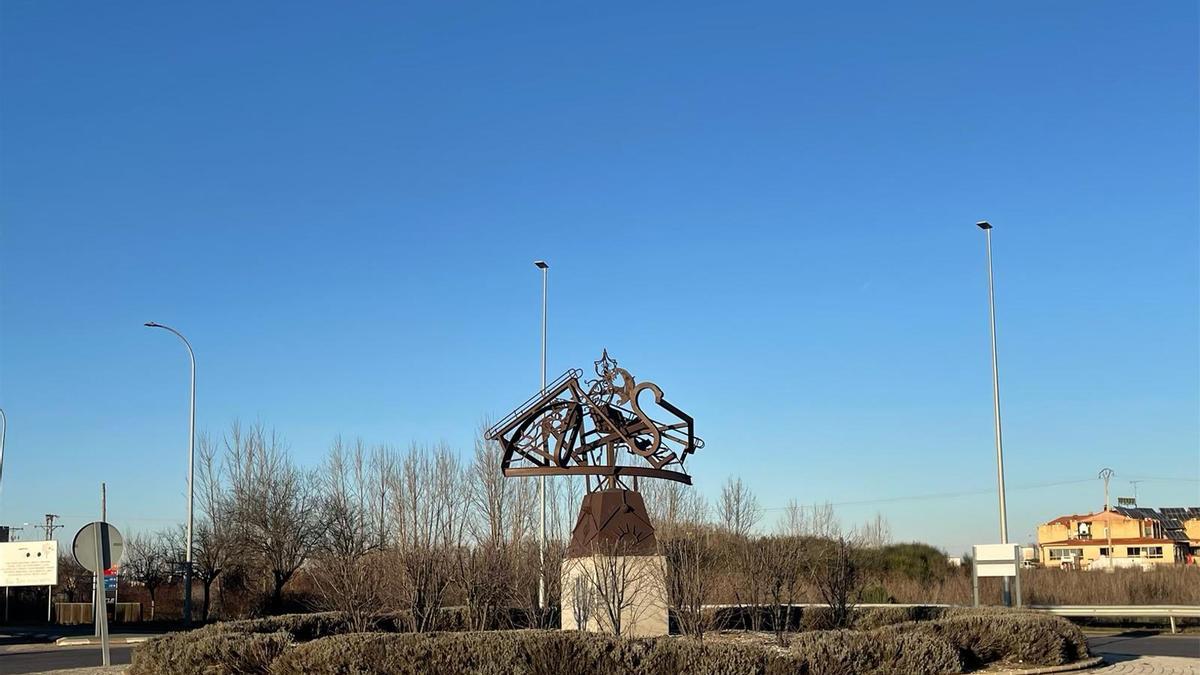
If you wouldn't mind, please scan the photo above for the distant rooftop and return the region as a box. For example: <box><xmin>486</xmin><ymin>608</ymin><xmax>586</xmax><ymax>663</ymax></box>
<box><xmin>1111</xmin><ymin>506</ymin><xmax>1200</xmax><ymax>542</ymax></box>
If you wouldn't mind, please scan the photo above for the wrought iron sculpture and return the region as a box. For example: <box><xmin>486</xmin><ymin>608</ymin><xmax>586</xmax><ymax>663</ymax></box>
<box><xmin>486</xmin><ymin>350</ymin><xmax>703</xmax><ymax>492</ymax></box>
<box><xmin>489</xmin><ymin>351</ymin><xmax>703</xmax><ymax>557</ymax></box>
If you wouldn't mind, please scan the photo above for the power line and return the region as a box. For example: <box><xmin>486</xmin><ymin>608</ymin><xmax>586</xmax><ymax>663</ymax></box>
<box><xmin>760</xmin><ymin>477</ymin><xmax>1099</xmax><ymax>512</ymax></box>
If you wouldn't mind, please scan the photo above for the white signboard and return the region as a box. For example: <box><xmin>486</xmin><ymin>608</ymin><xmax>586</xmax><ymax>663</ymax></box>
<box><xmin>0</xmin><ymin>540</ymin><xmax>58</xmax><ymax>587</ymax></box>
<box><xmin>973</xmin><ymin>543</ymin><xmax>1019</xmax><ymax>578</ymax></box>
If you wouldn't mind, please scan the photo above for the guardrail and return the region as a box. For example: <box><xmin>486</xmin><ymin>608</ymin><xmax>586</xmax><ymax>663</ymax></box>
<box><xmin>1031</xmin><ymin>604</ymin><xmax>1200</xmax><ymax>634</ymax></box>
<box><xmin>701</xmin><ymin>603</ymin><xmax>1198</xmax><ymax>634</ymax></box>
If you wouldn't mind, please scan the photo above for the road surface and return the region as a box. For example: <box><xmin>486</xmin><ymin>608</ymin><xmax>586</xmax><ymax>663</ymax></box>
<box><xmin>0</xmin><ymin>645</ymin><xmax>132</xmax><ymax>674</ymax></box>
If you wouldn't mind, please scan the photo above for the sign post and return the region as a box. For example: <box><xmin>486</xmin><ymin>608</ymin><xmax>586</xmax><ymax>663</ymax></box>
<box><xmin>972</xmin><ymin>543</ymin><xmax>1021</xmax><ymax>608</ymax></box>
<box><xmin>73</xmin><ymin>522</ymin><xmax>124</xmax><ymax>667</ymax></box>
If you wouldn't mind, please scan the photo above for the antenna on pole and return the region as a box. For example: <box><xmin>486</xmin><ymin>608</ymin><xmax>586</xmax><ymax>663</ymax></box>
<box><xmin>1129</xmin><ymin>480</ymin><xmax>1143</xmax><ymax>505</ymax></box>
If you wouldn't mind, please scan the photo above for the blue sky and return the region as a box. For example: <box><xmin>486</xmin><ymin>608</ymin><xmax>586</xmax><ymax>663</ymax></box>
<box><xmin>1</xmin><ymin>2</ymin><xmax>1196</xmax><ymax>554</ymax></box>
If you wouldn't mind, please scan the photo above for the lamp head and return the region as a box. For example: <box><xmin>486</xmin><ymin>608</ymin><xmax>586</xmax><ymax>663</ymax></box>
<box><xmin>533</xmin><ymin>260</ymin><xmax>549</xmax><ymax>269</ymax></box>
<box><xmin>144</xmin><ymin>321</ymin><xmax>160</xmax><ymax>328</ymax></box>
<box><xmin>976</xmin><ymin>220</ymin><xmax>993</xmax><ymax>230</ymax></box>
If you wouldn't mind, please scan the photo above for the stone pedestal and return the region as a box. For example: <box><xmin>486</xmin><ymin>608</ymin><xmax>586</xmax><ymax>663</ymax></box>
<box><xmin>559</xmin><ymin>488</ymin><xmax>668</xmax><ymax>637</ymax></box>
<box><xmin>560</xmin><ymin>554</ymin><xmax>668</xmax><ymax>637</ymax></box>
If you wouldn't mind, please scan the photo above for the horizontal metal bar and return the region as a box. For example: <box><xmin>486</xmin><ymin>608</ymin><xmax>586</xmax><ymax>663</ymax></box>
<box><xmin>699</xmin><ymin>603</ymin><xmax>1200</xmax><ymax>618</ymax></box>
<box><xmin>504</xmin><ymin>464</ymin><xmax>692</xmax><ymax>485</ymax></box>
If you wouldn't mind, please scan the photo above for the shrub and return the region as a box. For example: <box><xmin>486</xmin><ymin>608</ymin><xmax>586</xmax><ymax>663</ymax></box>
<box><xmin>269</xmin><ymin>631</ymin><xmax>643</xmax><ymax>675</ymax></box>
<box><xmin>789</xmin><ymin>629</ymin><xmax>961</xmax><ymax>675</ymax></box>
<box><xmin>881</xmin><ymin>611</ymin><xmax>1089</xmax><ymax>668</ymax></box>
<box><xmin>210</xmin><ymin>611</ymin><xmax>357</xmax><ymax>640</ymax></box>
<box><xmin>131</xmin><ymin>630</ymin><xmax>293</xmax><ymax>675</ymax></box>
<box><xmin>852</xmin><ymin>605</ymin><xmax>946</xmax><ymax>630</ymax></box>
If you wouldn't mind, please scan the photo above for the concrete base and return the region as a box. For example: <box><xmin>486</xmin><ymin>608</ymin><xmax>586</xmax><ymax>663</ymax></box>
<box><xmin>560</xmin><ymin>554</ymin><xmax>668</xmax><ymax>637</ymax></box>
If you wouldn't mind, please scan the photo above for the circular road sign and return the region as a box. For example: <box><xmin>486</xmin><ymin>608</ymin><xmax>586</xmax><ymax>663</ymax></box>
<box><xmin>72</xmin><ymin>521</ymin><xmax>125</xmax><ymax>574</ymax></box>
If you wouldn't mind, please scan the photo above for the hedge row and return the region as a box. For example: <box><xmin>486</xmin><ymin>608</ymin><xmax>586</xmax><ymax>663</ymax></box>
<box><xmin>133</xmin><ymin>627</ymin><xmax>961</xmax><ymax>675</ymax></box>
<box><xmin>270</xmin><ymin>629</ymin><xmax>962</xmax><ymax>675</ymax></box>
<box><xmin>130</xmin><ymin>607</ymin><xmax>1088</xmax><ymax>675</ymax></box>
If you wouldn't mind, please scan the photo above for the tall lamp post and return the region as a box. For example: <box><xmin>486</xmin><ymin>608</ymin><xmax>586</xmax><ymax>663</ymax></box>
<box><xmin>977</xmin><ymin>220</ymin><xmax>1012</xmax><ymax>606</ymax></box>
<box><xmin>145</xmin><ymin>322</ymin><xmax>196</xmax><ymax>624</ymax></box>
<box><xmin>533</xmin><ymin>260</ymin><xmax>548</xmax><ymax>611</ymax></box>
<box><xmin>0</xmin><ymin>407</ymin><xmax>7</xmax><ymax>497</ymax></box>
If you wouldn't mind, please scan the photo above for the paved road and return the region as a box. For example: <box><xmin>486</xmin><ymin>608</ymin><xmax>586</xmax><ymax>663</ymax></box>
<box><xmin>1089</xmin><ymin>633</ymin><xmax>1200</xmax><ymax>660</ymax></box>
<box><xmin>0</xmin><ymin>645</ymin><xmax>132</xmax><ymax>674</ymax></box>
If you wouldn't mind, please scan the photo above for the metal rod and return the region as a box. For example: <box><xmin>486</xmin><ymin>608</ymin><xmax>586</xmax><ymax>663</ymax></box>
<box><xmin>980</xmin><ymin>223</ymin><xmax>1012</xmax><ymax>607</ymax></box>
<box><xmin>145</xmin><ymin>322</ymin><xmax>196</xmax><ymax>624</ymax></box>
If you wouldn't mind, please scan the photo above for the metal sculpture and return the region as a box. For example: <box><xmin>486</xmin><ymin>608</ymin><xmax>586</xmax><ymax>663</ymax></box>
<box><xmin>488</xmin><ymin>351</ymin><xmax>702</xmax><ymax>557</ymax></box>
<box><xmin>487</xmin><ymin>350</ymin><xmax>703</xmax><ymax>492</ymax></box>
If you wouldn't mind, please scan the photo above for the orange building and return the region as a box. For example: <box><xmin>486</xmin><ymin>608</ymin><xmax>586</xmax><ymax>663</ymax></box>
<box><xmin>1036</xmin><ymin>506</ymin><xmax>1199</xmax><ymax>569</ymax></box>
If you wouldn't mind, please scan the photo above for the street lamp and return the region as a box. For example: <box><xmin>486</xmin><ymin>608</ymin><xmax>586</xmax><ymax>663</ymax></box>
<box><xmin>0</xmin><ymin>407</ymin><xmax>7</xmax><ymax>497</ymax></box>
<box><xmin>145</xmin><ymin>321</ymin><xmax>196</xmax><ymax>624</ymax></box>
<box><xmin>533</xmin><ymin>260</ymin><xmax>548</xmax><ymax>611</ymax></box>
<box><xmin>977</xmin><ymin>220</ymin><xmax>1012</xmax><ymax>606</ymax></box>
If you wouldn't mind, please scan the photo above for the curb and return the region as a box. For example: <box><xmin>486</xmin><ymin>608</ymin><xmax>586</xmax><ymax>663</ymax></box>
<box><xmin>55</xmin><ymin>636</ymin><xmax>151</xmax><ymax>646</ymax></box>
<box><xmin>1003</xmin><ymin>656</ymin><xmax>1106</xmax><ymax>674</ymax></box>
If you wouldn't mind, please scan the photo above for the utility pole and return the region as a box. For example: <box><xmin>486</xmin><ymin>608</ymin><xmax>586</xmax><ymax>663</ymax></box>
<box><xmin>41</xmin><ymin>515</ymin><xmax>62</xmax><ymax>623</ymax></box>
<box><xmin>1099</xmin><ymin>468</ymin><xmax>1115</xmax><ymax>570</ymax></box>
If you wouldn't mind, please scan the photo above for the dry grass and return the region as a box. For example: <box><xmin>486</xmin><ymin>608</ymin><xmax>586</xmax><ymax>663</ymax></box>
<box><xmin>879</xmin><ymin>566</ymin><xmax>1200</xmax><ymax>606</ymax></box>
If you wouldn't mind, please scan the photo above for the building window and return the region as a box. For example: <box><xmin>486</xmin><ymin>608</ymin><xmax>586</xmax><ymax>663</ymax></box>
<box><xmin>1049</xmin><ymin>548</ymin><xmax>1083</xmax><ymax>561</ymax></box>
<box><xmin>1146</xmin><ymin>546</ymin><xmax>1163</xmax><ymax>559</ymax></box>
<box><xmin>1099</xmin><ymin>547</ymin><xmax>1109</xmax><ymax>556</ymax></box>
<box><xmin>1126</xmin><ymin>547</ymin><xmax>1141</xmax><ymax>557</ymax></box>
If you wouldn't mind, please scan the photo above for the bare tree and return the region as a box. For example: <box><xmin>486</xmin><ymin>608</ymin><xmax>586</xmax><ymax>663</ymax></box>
<box><xmin>569</xmin><ymin>568</ymin><xmax>594</xmax><ymax>630</ymax></box>
<box><xmin>718</xmin><ymin>476</ymin><xmax>760</xmax><ymax>538</ymax></box>
<box><xmin>57</xmin><ymin>551</ymin><xmax>91</xmax><ymax>602</ymax></box>
<box><xmin>125</xmin><ymin>531</ymin><xmax>170</xmax><ymax>620</ymax></box>
<box><xmin>568</xmin><ymin>539</ymin><xmax>665</xmax><ymax>637</ymax></box>
<box><xmin>761</xmin><ymin>535</ymin><xmax>804</xmax><ymax>646</ymax></box>
<box><xmin>224</xmin><ymin>423</ymin><xmax>324</xmax><ymax>612</ymax></box>
<box><xmin>662</xmin><ymin>527</ymin><xmax>719</xmax><ymax>640</ymax></box>
<box><xmin>191</xmin><ymin>432</ymin><xmax>235</xmax><ymax>621</ymax></box>
<box><xmin>807</xmin><ymin>535</ymin><xmax>864</xmax><ymax>629</ymax></box>
<box><xmin>809</xmin><ymin>501</ymin><xmax>841</xmax><ymax>540</ymax></box>
<box><xmin>454</xmin><ymin>542</ymin><xmax>512</xmax><ymax>630</ymax></box>
<box><xmin>368</xmin><ymin>444</ymin><xmax>396</xmax><ymax>550</ymax></box>
<box><xmin>467</xmin><ymin>424</ymin><xmax>518</xmax><ymax>547</ymax></box>
<box><xmin>778</xmin><ymin>499</ymin><xmax>808</xmax><ymax>537</ymax></box>
<box><xmin>310</xmin><ymin>438</ymin><xmax>385</xmax><ymax>632</ymax></box>
<box><xmin>387</xmin><ymin>443</ymin><xmax>461</xmax><ymax>631</ymax></box>
<box><xmin>856</xmin><ymin>512</ymin><xmax>891</xmax><ymax>548</ymax></box>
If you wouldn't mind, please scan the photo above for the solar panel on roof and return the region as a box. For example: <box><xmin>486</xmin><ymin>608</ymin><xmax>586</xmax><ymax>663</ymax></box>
<box><xmin>1168</xmin><ymin>530</ymin><xmax>1189</xmax><ymax>541</ymax></box>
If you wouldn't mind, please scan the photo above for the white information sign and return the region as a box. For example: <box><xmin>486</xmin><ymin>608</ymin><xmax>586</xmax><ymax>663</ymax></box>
<box><xmin>0</xmin><ymin>540</ymin><xmax>58</xmax><ymax>587</ymax></box>
<box><xmin>973</xmin><ymin>543</ymin><xmax>1020</xmax><ymax>578</ymax></box>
